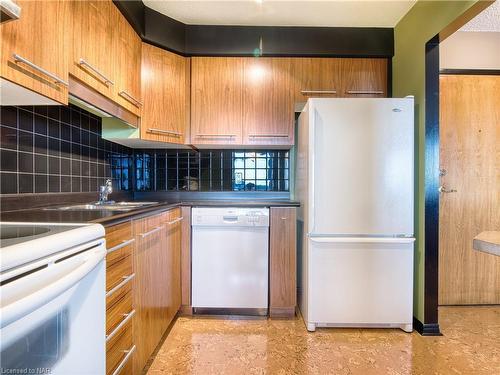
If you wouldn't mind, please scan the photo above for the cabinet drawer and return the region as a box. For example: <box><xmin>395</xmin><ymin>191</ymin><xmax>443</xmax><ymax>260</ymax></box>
<box><xmin>106</xmin><ymin>275</ymin><xmax>132</xmax><ymax>310</ymax></box>
<box><xmin>107</xmin><ymin>290</ymin><xmax>133</xmax><ymax>336</ymax></box>
<box><xmin>106</xmin><ymin>320</ymin><xmax>134</xmax><ymax>375</ymax></box>
<box><xmin>106</xmin><ymin>255</ymin><xmax>133</xmax><ymax>293</ymax></box>
<box><xmin>106</xmin><ymin>241</ymin><xmax>134</xmax><ymax>268</ymax></box>
<box><xmin>106</xmin><ymin>222</ymin><xmax>133</xmax><ymax>251</ymax></box>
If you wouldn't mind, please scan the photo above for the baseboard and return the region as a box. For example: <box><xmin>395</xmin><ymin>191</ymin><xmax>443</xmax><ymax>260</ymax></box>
<box><xmin>269</xmin><ymin>306</ymin><xmax>296</xmax><ymax>318</ymax></box>
<box><xmin>413</xmin><ymin>317</ymin><xmax>442</xmax><ymax>336</ymax></box>
<box><xmin>179</xmin><ymin>305</ymin><xmax>193</xmax><ymax>316</ymax></box>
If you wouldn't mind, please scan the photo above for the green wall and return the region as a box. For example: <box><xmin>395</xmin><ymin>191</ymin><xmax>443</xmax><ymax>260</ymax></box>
<box><xmin>392</xmin><ymin>0</ymin><xmax>479</xmax><ymax>322</ymax></box>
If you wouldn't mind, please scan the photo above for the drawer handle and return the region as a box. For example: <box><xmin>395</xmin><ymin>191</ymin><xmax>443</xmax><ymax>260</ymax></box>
<box><xmin>107</xmin><ymin>239</ymin><xmax>135</xmax><ymax>254</ymax></box>
<box><xmin>78</xmin><ymin>58</ymin><xmax>114</xmax><ymax>86</ymax></box>
<box><xmin>281</xmin><ymin>217</ymin><xmax>287</xmax><ymax>220</ymax></box>
<box><xmin>118</xmin><ymin>90</ymin><xmax>142</xmax><ymax>107</ymax></box>
<box><xmin>147</xmin><ymin>128</ymin><xmax>182</xmax><ymax>137</ymax></box>
<box><xmin>106</xmin><ymin>273</ymin><xmax>135</xmax><ymax>298</ymax></box>
<box><xmin>106</xmin><ymin>309</ymin><xmax>135</xmax><ymax>342</ymax></box>
<box><xmin>346</xmin><ymin>90</ymin><xmax>384</xmax><ymax>95</ymax></box>
<box><xmin>112</xmin><ymin>344</ymin><xmax>136</xmax><ymax>375</ymax></box>
<box><xmin>167</xmin><ymin>217</ymin><xmax>184</xmax><ymax>225</ymax></box>
<box><xmin>301</xmin><ymin>90</ymin><xmax>337</xmax><ymax>95</ymax></box>
<box><xmin>13</xmin><ymin>54</ymin><xmax>68</xmax><ymax>86</ymax></box>
<box><xmin>140</xmin><ymin>226</ymin><xmax>162</xmax><ymax>238</ymax></box>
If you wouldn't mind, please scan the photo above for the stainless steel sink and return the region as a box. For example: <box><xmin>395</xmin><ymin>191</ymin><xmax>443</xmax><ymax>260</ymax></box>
<box><xmin>45</xmin><ymin>201</ymin><xmax>159</xmax><ymax>212</ymax></box>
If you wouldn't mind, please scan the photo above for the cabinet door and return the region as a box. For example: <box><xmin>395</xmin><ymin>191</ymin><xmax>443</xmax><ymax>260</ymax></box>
<box><xmin>293</xmin><ymin>58</ymin><xmax>341</xmax><ymax>102</ymax></box>
<box><xmin>269</xmin><ymin>207</ymin><xmax>297</xmax><ymax>317</ymax></box>
<box><xmin>0</xmin><ymin>0</ymin><xmax>69</xmax><ymax>104</ymax></box>
<box><xmin>191</xmin><ymin>57</ymin><xmax>243</xmax><ymax>145</ymax></box>
<box><xmin>242</xmin><ymin>58</ymin><xmax>294</xmax><ymax>146</ymax></box>
<box><xmin>71</xmin><ymin>0</ymin><xmax>114</xmax><ymax>98</ymax></box>
<box><xmin>111</xmin><ymin>5</ymin><xmax>142</xmax><ymax>116</ymax></box>
<box><xmin>141</xmin><ymin>43</ymin><xmax>190</xmax><ymax>144</ymax></box>
<box><xmin>340</xmin><ymin>58</ymin><xmax>388</xmax><ymax>98</ymax></box>
<box><xmin>133</xmin><ymin>215</ymin><xmax>164</xmax><ymax>375</ymax></box>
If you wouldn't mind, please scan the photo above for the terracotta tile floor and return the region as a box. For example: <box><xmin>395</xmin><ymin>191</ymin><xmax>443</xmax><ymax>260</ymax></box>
<box><xmin>147</xmin><ymin>306</ymin><xmax>500</xmax><ymax>374</ymax></box>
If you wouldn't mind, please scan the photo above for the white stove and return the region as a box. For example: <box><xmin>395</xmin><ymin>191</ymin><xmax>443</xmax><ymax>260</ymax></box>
<box><xmin>0</xmin><ymin>222</ymin><xmax>106</xmax><ymax>374</ymax></box>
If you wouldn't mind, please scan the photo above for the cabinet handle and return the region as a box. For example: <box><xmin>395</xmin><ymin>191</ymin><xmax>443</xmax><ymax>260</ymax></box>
<box><xmin>106</xmin><ymin>273</ymin><xmax>135</xmax><ymax>298</ymax></box>
<box><xmin>346</xmin><ymin>90</ymin><xmax>384</xmax><ymax>95</ymax></box>
<box><xmin>78</xmin><ymin>58</ymin><xmax>114</xmax><ymax>86</ymax></box>
<box><xmin>107</xmin><ymin>239</ymin><xmax>135</xmax><ymax>254</ymax></box>
<box><xmin>147</xmin><ymin>128</ymin><xmax>182</xmax><ymax>137</ymax></box>
<box><xmin>281</xmin><ymin>217</ymin><xmax>288</xmax><ymax>220</ymax></box>
<box><xmin>13</xmin><ymin>54</ymin><xmax>68</xmax><ymax>86</ymax></box>
<box><xmin>196</xmin><ymin>134</ymin><xmax>235</xmax><ymax>138</ymax></box>
<box><xmin>167</xmin><ymin>217</ymin><xmax>184</xmax><ymax>225</ymax></box>
<box><xmin>140</xmin><ymin>226</ymin><xmax>162</xmax><ymax>238</ymax></box>
<box><xmin>112</xmin><ymin>345</ymin><xmax>136</xmax><ymax>375</ymax></box>
<box><xmin>106</xmin><ymin>309</ymin><xmax>135</xmax><ymax>342</ymax></box>
<box><xmin>118</xmin><ymin>91</ymin><xmax>142</xmax><ymax>107</ymax></box>
<box><xmin>301</xmin><ymin>90</ymin><xmax>337</xmax><ymax>95</ymax></box>
<box><xmin>248</xmin><ymin>134</ymin><xmax>289</xmax><ymax>138</ymax></box>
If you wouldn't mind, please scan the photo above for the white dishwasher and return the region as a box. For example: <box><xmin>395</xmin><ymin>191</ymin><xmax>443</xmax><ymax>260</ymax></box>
<box><xmin>191</xmin><ymin>207</ymin><xmax>269</xmax><ymax>315</ymax></box>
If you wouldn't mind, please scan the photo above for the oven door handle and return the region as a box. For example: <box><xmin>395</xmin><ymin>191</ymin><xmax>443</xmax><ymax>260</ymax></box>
<box><xmin>0</xmin><ymin>246</ymin><xmax>106</xmax><ymax>329</ymax></box>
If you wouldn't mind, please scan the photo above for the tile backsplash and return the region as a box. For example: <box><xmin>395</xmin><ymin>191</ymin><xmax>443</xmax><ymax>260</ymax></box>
<box><xmin>1</xmin><ymin>105</ymin><xmax>290</xmax><ymax>195</ymax></box>
<box><xmin>0</xmin><ymin>105</ymin><xmax>132</xmax><ymax>194</ymax></box>
<box><xmin>134</xmin><ymin>150</ymin><xmax>290</xmax><ymax>192</ymax></box>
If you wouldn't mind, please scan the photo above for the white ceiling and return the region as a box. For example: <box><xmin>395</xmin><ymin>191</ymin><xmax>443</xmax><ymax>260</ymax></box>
<box><xmin>143</xmin><ymin>0</ymin><xmax>417</xmax><ymax>27</ymax></box>
<box><xmin>460</xmin><ymin>1</ymin><xmax>500</xmax><ymax>32</ymax></box>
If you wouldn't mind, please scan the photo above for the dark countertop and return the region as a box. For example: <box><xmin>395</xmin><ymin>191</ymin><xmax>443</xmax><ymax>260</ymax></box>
<box><xmin>0</xmin><ymin>199</ymin><xmax>299</xmax><ymax>227</ymax></box>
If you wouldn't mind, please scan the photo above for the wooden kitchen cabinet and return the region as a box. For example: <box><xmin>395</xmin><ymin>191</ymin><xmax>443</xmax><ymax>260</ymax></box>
<box><xmin>71</xmin><ymin>0</ymin><xmax>114</xmax><ymax>99</ymax></box>
<box><xmin>242</xmin><ymin>58</ymin><xmax>295</xmax><ymax>146</ymax></box>
<box><xmin>0</xmin><ymin>0</ymin><xmax>70</xmax><ymax>104</ymax></box>
<box><xmin>269</xmin><ymin>207</ymin><xmax>297</xmax><ymax>318</ymax></box>
<box><xmin>191</xmin><ymin>57</ymin><xmax>244</xmax><ymax>145</ymax></box>
<box><xmin>340</xmin><ymin>58</ymin><xmax>388</xmax><ymax>97</ymax></box>
<box><xmin>141</xmin><ymin>43</ymin><xmax>190</xmax><ymax>144</ymax></box>
<box><xmin>293</xmin><ymin>58</ymin><xmax>342</xmax><ymax>102</ymax></box>
<box><xmin>111</xmin><ymin>5</ymin><xmax>142</xmax><ymax>116</ymax></box>
<box><xmin>104</xmin><ymin>221</ymin><xmax>136</xmax><ymax>375</ymax></box>
<box><xmin>132</xmin><ymin>208</ymin><xmax>182</xmax><ymax>374</ymax></box>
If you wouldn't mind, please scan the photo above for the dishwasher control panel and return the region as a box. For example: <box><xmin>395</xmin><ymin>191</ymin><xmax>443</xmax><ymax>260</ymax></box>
<box><xmin>192</xmin><ymin>207</ymin><xmax>269</xmax><ymax>227</ymax></box>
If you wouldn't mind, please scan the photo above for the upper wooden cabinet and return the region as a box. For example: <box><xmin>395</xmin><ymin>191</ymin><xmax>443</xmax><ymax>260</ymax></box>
<box><xmin>191</xmin><ymin>57</ymin><xmax>243</xmax><ymax>145</ymax></box>
<box><xmin>70</xmin><ymin>0</ymin><xmax>114</xmax><ymax>98</ymax></box>
<box><xmin>0</xmin><ymin>0</ymin><xmax>70</xmax><ymax>104</ymax></box>
<box><xmin>141</xmin><ymin>43</ymin><xmax>190</xmax><ymax>144</ymax></box>
<box><xmin>242</xmin><ymin>58</ymin><xmax>295</xmax><ymax>146</ymax></box>
<box><xmin>340</xmin><ymin>58</ymin><xmax>388</xmax><ymax>97</ymax></box>
<box><xmin>111</xmin><ymin>5</ymin><xmax>142</xmax><ymax>116</ymax></box>
<box><xmin>293</xmin><ymin>58</ymin><xmax>342</xmax><ymax>102</ymax></box>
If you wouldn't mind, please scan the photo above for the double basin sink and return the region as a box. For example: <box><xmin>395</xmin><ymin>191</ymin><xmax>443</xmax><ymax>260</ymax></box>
<box><xmin>45</xmin><ymin>201</ymin><xmax>159</xmax><ymax>212</ymax></box>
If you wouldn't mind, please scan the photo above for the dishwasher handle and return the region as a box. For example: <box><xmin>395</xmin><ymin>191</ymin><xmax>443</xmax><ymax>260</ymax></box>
<box><xmin>222</xmin><ymin>215</ymin><xmax>239</xmax><ymax>223</ymax></box>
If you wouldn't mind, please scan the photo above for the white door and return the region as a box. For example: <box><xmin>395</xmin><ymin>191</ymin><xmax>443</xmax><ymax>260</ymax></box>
<box><xmin>307</xmin><ymin>237</ymin><xmax>414</xmax><ymax>326</ymax></box>
<box><xmin>0</xmin><ymin>245</ymin><xmax>106</xmax><ymax>374</ymax></box>
<box><xmin>309</xmin><ymin>98</ymin><xmax>414</xmax><ymax>236</ymax></box>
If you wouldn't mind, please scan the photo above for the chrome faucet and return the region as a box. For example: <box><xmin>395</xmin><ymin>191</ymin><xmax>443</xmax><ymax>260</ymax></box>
<box><xmin>98</xmin><ymin>179</ymin><xmax>113</xmax><ymax>204</ymax></box>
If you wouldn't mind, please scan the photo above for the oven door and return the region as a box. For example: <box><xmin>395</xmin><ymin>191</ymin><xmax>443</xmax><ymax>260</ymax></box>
<box><xmin>0</xmin><ymin>240</ymin><xmax>106</xmax><ymax>374</ymax></box>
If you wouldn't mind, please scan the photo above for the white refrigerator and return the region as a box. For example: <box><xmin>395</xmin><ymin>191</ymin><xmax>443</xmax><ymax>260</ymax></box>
<box><xmin>295</xmin><ymin>98</ymin><xmax>415</xmax><ymax>332</ymax></box>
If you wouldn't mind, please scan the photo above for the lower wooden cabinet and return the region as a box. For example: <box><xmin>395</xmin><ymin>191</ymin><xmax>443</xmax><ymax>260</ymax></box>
<box><xmin>269</xmin><ymin>207</ymin><xmax>297</xmax><ymax>317</ymax></box>
<box><xmin>104</xmin><ymin>209</ymin><xmax>182</xmax><ymax>375</ymax></box>
<box><xmin>105</xmin><ymin>221</ymin><xmax>136</xmax><ymax>375</ymax></box>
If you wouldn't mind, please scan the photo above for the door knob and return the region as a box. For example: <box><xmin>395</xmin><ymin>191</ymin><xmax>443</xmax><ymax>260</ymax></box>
<box><xmin>439</xmin><ymin>186</ymin><xmax>457</xmax><ymax>193</ymax></box>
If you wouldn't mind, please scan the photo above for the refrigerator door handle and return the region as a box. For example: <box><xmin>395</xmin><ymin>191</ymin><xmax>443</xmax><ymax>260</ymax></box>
<box><xmin>309</xmin><ymin>236</ymin><xmax>415</xmax><ymax>244</ymax></box>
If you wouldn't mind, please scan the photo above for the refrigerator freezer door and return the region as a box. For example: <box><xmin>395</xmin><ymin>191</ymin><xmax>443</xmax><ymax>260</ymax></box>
<box><xmin>306</xmin><ymin>237</ymin><xmax>414</xmax><ymax>330</ymax></box>
<box><xmin>309</xmin><ymin>98</ymin><xmax>414</xmax><ymax>236</ymax></box>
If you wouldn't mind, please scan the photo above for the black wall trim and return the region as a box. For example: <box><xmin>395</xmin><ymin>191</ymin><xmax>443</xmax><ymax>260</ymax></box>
<box><xmin>440</xmin><ymin>69</ymin><xmax>500</xmax><ymax>76</ymax></box>
<box><xmin>114</xmin><ymin>1</ymin><xmax>394</xmax><ymax>58</ymax></box>
<box><xmin>413</xmin><ymin>317</ymin><xmax>443</xmax><ymax>336</ymax></box>
<box><xmin>423</xmin><ymin>35</ymin><xmax>441</xmax><ymax>333</ymax></box>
